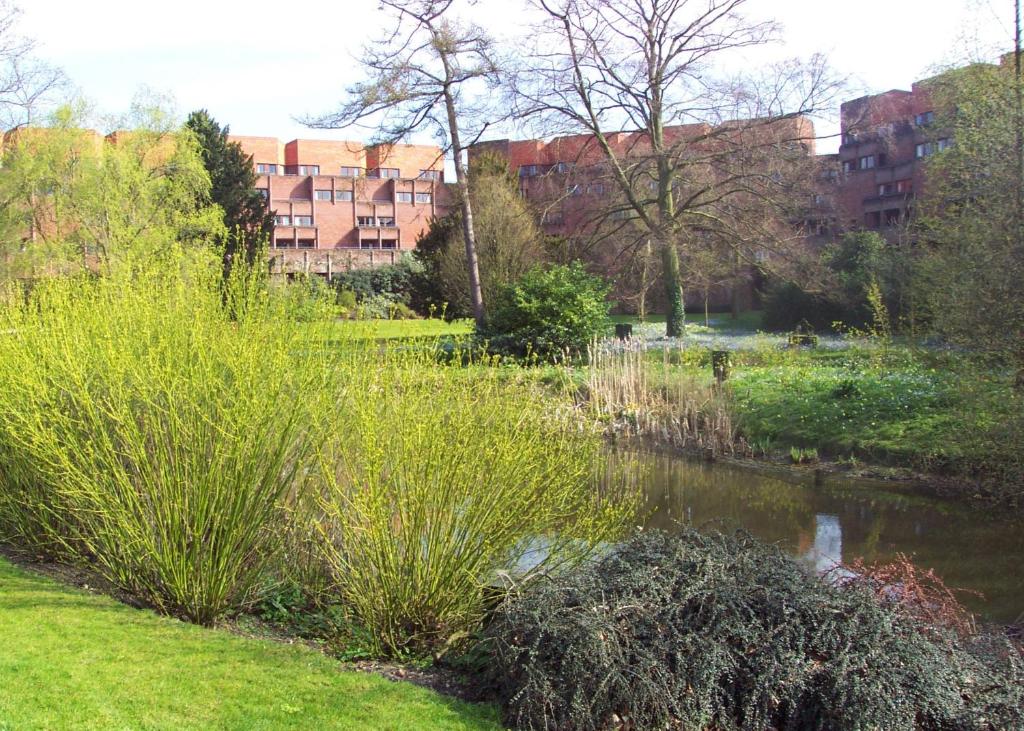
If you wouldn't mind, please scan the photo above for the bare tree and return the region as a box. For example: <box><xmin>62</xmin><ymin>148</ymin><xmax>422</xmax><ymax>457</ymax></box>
<box><xmin>0</xmin><ymin>1</ymin><xmax>66</xmax><ymax>130</ymax></box>
<box><xmin>304</xmin><ymin>0</ymin><xmax>503</xmax><ymax>326</ymax></box>
<box><xmin>512</xmin><ymin>0</ymin><xmax>842</xmax><ymax>336</ymax></box>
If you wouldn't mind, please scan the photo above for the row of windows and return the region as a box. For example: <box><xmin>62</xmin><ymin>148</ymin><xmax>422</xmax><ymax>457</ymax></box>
<box><xmin>842</xmin><ymin>154</ymin><xmax>887</xmax><ymax>172</ymax></box>
<box><xmin>272</xmin><ymin>239</ymin><xmax>401</xmax><ymax>249</ymax></box>
<box><xmin>878</xmin><ymin>179</ymin><xmax>912</xmax><ymax>196</ymax></box>
<box><xmin>275</xmin><ymin>215</ymin><xmax>313</xmax><ymax>226</ymax></box>
<box><xmin>914</xmin><ymin>111</ymin><xmax>935</xmax><ymax>126</ymax></box>
<box><xmin>268</xmin><ymin>189</ymin><xmax>433</xmax><ymax>204</ymax></box>
<box><xmin>257</xmin><ymin>163</ymin><xmax>441</xmax><ymax>180</ymax></box>
<box><xmin>915</xmin><ymin>138</ymin><xmax>952</xmax><ymax>158</ymax></box>
<box><xmin>356</xmin><ymin>216</ymin><xmax>396</xmax><ymax>227</ymax></box>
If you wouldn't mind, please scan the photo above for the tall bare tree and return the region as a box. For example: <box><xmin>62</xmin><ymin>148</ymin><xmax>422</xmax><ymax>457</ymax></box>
<box><xmin>305</xmin><ymin>0</ymin><xmax>503</xmax><ymax>326</ymax></box>
<box><xmin>512</xmin><ymin>0</ymin><xmax>841</xmax><ymax>336</ymax></box>
<box><xmin>0</xmin><ymin>1</ymin><xmax>65</xmax><ymax>130</ymax></box>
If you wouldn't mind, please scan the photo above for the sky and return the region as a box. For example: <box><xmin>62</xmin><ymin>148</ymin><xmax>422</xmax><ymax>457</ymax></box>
<box><xmin>15</xmin><ymin>0</ymin><xmax>1016</xmax><ymax>155</ymax></box>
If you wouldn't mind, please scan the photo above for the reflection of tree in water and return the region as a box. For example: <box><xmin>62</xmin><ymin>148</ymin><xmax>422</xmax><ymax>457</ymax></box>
<box><xmin>605</xmin><ymin>450</ymin><xmax>1024</xmax><ymax>622</ymax></box>
<box><xmin>636</xmin><ymin>453</ymin><xmax>816</xmax><ymax>547</ymax></box>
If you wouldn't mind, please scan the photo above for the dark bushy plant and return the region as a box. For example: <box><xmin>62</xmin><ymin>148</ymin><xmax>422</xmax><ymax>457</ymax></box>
<box><xmin>761</xmin><ymin>280</ymin><xmax>844</xmax><ymax>332</ymax></box>
<box><xmin>480</xmin><ymin>262</ymin><xmax>611</xmax><ymax>359</ymax></box>
<box><xmin>485</xmin><ymin>529</ymin><xmax>1023</xmax><ymax>731</ymax></box>
<box><xmin>329</xmin><ymin>256</ymin><xmax>425</xmax><ymax>312</ymax></box>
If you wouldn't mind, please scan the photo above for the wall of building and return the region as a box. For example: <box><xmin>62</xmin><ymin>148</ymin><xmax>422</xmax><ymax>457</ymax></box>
<box><xmin>230</xmin><ymin>135</ymin><xmax>451</xmax><ymax>274</ymax></box>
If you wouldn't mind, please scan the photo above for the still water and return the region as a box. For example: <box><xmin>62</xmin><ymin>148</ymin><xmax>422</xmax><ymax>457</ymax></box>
<box><xmin>621</xmin><ymin>451</ymin><xmax>1024</xmax><ymax>624</ymax></box>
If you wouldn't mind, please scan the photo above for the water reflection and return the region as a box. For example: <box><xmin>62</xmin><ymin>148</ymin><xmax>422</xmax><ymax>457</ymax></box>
<box><xmin>615</xmin><ymin>451</ymin><xmax>1024</xmax><ymax>623</ymax></box>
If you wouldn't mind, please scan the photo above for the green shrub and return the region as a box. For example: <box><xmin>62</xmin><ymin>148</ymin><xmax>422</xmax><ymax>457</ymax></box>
<box><xmin>485</xmin><ymin>529</ymin><xmax>1023</xmax><ymax>731</ymax></box>
<box><xmin>329</xmin><ymin>256</ymin><xmax>424</xmax><ymax>308</ymax></box>
<box><xmin>0</xmin><ymin>260</ymin><xmax>337</xmax><ymax>624</ymax></box>
<box><xmin>480</xmin><ymin>263</ymin><xmax>611</xmax><ymax>360</ymax></box>
<box><xmin>308</xmin><ymin>349</ymin><xmax>634</xmax><ymax>657</ymax></box>
<box><xmin>761</xmin><ymin>281</ymin><xmax>844</xmax><ymax>332</ymax></box>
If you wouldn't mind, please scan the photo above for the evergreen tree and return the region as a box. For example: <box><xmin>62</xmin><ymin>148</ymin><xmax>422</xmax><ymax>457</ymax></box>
<box><xmin>185</xmin><ymin>110</ymin><xmax>273</xmax><ymax>276</ymax></box>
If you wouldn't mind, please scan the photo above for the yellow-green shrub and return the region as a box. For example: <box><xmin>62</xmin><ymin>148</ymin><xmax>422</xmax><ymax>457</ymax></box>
<box><xmin>0</xmin><ymin>259</ymin><xmax>337</xmax><ymax>624</ymax></box>
<box><xmin>309</xmin><ymin>349</ymin><xmax>634</xmax><ymax>657</ymax></box>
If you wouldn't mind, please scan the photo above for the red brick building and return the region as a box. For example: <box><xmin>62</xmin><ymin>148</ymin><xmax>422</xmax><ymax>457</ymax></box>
<box><xmin>230</xmin><ymin>136</ymin><xmax>451</xmax><ymax>276</ymax></box>
<box><xmin>471</xmin><ymin>118</ymin><xmax>818</xmax><ymax>311</ymax></box>
<box><xmin>828</xmin><ymin>61</ymin><xmax>1008</xmax><ymax>235</ymax></box>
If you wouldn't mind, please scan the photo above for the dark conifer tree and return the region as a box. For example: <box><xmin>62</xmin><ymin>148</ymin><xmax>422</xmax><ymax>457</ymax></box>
<box><xmin>185</xmin><ymin>110</ymin><xmax>273</xmax><ymax>277</ymax></box>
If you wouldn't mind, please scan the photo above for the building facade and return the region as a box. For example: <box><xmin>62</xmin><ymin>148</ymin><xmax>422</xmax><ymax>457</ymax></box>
<box><xmin>230</xmin><ymin>136</ymin><xmax>451</xmax><ymax>276</ymax></box>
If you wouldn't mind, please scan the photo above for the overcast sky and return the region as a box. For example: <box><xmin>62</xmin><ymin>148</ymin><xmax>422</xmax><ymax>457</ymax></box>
<box><xmin>16</xmin><ymin>0</ymin><xmax>1015</xmax><ymax>154</ymax></box>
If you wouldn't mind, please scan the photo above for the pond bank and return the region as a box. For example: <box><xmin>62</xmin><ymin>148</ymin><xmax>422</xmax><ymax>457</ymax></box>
<box><xmin>606</xmin><ymin>447</ymin><xmax>1024</xmax><ymax>624</ymax></box>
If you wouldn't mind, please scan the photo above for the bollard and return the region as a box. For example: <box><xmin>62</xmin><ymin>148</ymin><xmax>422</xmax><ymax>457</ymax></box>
<box><xmin>614</xmin><ymin>323</ymin><xmax>633</xmax><ymax>340</ymax></box>
<box><xmin>711</xmin><ymin>349</ymin><xmax>731</xmax><ymax>384</ymax></box>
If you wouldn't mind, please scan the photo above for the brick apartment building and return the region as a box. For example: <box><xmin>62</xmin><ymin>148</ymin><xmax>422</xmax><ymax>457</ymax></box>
<box><xmin>229</xmin><ymin>136</ymin><xmax>452</xmax><ymax>277</ymax></box>
<box><xmin>472</xmin><ymin>117</ymin><xmax>816</xmax><ymax>230</ymax></box>
<box><xmin>471</xmin><ymin>117</ymin><xmax>817</xmax><ymax>309</ymax></box>
<box><xmin>830</xmin><ymin>57</ymin><xmax>1010</xmax><ymax>235</ymax></box>
<box><xmin>833</xmin><ymin>80</ymin><xmax>949</xmax><ymax>234</ymax></box>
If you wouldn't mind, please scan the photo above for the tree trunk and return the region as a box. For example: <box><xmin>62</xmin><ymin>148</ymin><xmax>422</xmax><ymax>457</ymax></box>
<box><xmin>442</xmin><ymin>87</ymin><xmax>485</xmax><ymax>327</ymax></box>
<box><xmin>662</xmin><ymin>243</ymin><xmax>685</xmax><ymax>337</ymax></box>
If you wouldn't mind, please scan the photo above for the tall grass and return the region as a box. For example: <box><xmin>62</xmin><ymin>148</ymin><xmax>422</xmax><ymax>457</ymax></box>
<box><xmin>0</xmin><ymin>261</ymin><xmax>635</xmax><ymax>646</ymax></box>
<box><xmin>585</xmin><ymin>340</ymin><xmax>745</xmax><ymax>457</ymax></box>
<box><xmin>308</xmin><ymin>348</ymin><xmax>635</xmax><ymax>657</ymax></box>
<box><xmin>0</xmin><ymin>261</ymin><xmax>337</xmax><ymax>624</ymax></box>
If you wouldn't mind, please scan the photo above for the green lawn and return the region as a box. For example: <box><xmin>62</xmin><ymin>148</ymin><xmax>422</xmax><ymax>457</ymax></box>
<box><xmin>611</xmin><ymin>310</ymin><xmax>764</xmax><ymax>333</ymax></box>
<box><xmin>331</xmin><ymin>318</ymin><xmax>474</xmax><ymax>340</ymax></box>
<box><xmin>0</xmin><ymin>557</ymin><xmax>502</xmax><ymax>731</ymax></box>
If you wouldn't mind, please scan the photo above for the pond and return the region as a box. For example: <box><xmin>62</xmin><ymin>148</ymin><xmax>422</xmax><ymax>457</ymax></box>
<box><xmin>618</xmin><ymin>450</ymin><xmax>1024</xmax><ymax>624</ymax></box>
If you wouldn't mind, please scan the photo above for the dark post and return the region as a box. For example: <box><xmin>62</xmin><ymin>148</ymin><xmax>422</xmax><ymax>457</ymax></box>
<box><xmin>711</xmin><ymin>350</ymin><xmax>731</xmax><ymax>384</ymax></box>
<box><xmin>614</xmin><ymin>323</ymin><xmax>633</xmax><ymax>340</ymax></box>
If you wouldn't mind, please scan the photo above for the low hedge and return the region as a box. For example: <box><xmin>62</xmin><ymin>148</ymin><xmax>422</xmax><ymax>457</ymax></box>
<box><xmin>485</xmin><ymin>529</ymin><xmax>1023</xmax><ymax>731</ymax></box>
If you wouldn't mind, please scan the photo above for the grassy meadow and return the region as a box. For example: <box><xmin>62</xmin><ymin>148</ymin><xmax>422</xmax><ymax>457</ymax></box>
<box><xmin>0</xmin><ymin>557</ymin><xmax>502</xmax><ymax>730</ymax></box>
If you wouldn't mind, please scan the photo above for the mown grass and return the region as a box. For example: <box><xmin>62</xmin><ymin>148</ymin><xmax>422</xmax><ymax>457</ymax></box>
<box><xmin>610</xmin><ymin>310</ymin><xmax>763</xmax><ymax>332</ymax></box>
<box><xmin>0</xmin><ymin>557</ymin><xmax>502</xmax><ymax>731</ymax></box>
<box><xmin>330</xmin><ymin>317</ymin><xmax>474</xmax><ymax>340</ymax></box>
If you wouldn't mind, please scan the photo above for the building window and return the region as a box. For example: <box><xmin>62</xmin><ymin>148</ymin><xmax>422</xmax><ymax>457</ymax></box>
<box><xmin>937</xmin><ymin>137</ymin><xmax>953</xmax><ymax>151</ymax></box>
<box><xmin>294</xmin><ymin>215</ymin><xmax>313</xmax><ymax>226</ymax></box>
<box><xmin>914</xmin><ymin>111</ymin><xmax>935</xmax><ymax>126</ymax></box>
<box><xmin>378</xmin><ymin>216</ymin><xmax>395</xmax><ymax>226</ymax></box>
<box><xmin>367</xmin><ymin>167</ymin><xmax>400</xmax><ymax>179</ymax></box>
<box><xmin>396</xmin><ymin>192</ymin><xmax>413</xmax><ymax>203</ymax></box>
<box><xmin>335</xmin><ymin>190</ymin><xmax>353</xmax><ymax>202</ymax></box>
<box><xmin>300</xmin><ymin>165</ymin><xmax>319</xmax><ymax>176</ymax></box>
<box><xmin>841</xmin><ymin>160</ymin><xmax>855</xmax><ymax>173</ymax></box>
<box><xmin>339</xmin><ymin>166</ymin><xmax>362</xmax><ymax>177</ymax></box>
<box><xmin>256</xmin><ymin>188</ymin><xmax>269</xmax><ymax>199</ymax></box>
<box><xmin>519</xmin><ymin>164</ymin><xmax>539</xmax><ymax>177</ymax></box>
<box><xmin>895</xmin><ymin>179</ymin><xmax>912</xmax><ymax>193</ymax></box>
<box><xmin>357</xmin><ymin>216</ymin><xmax>375</xmax><ymax>227</ymax></box>
<box><xmin>275</xmin><ymin>215</ymin><xmax>291</xmax><ymax>226</ymax></box>
<box><xmin>567</xmin><ymin>184</ymin><xmax>582</xmax><ymax>196</ymax></box>
<box><xmin>297</xmin><ymin>239</ymin><xmax>315</xmax><ymax>249</ymax></box>
<box><xmin>884</xmin><ymin>208</ymin><xmax>902</xmax><ymax>226</ymax></box>
<box><xmin>878</xmin><ymin>183</ymin><xmax>894</xmax><ymax>196</ymax></box>
<box><xmin>542</xmin><ymin>211</ymin><xmax>564</xmax><ymax>225</ymax></box>
<box><xmin>588</xmin><ymin>184</ymin><xmax>605</xmax><ymax>196</ymax></box>
<box><xmin>256</xmin><ymin>163</ymin><xmax>278</xmax><ymax>174</ymax></box>
<box><xmin>315</xmin><ymin>190</ymin><xmax>333</xmax><ymax>200</ymax></box>
<box><xmin>841</xmin><ymin>132</ymin><xmax>857</xmax><ymax>145</ymax></box>
<box><xmin>275</xmin><ymin>238</ymin><xmax>294</xmax><ymax>248</ymax></box>
<box><xmin>859</xmin><ymin>155</ymin><xmax>875</xmax><ymax>170</ymax></box>
<box><xmin>415</xmin><ymin>192</ymin><xmax>432</xmax><ymax>204</ymax></box>
<box><xmin>380</xmin><ymin>239</ymin><xmax>398</xmax><ymax>249</ymax></box>
<box><xmin>418</xmin><ymin>170</ymin><xmax>440</xmax><ymax>180</ymax></box>
<box><xmin>554</xmin><ymin>162</ymin><xmax>573</xmax><ymax>174</ymax></box>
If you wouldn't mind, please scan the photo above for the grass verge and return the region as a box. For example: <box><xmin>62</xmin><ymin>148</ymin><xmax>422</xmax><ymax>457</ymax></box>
<box><xmin>0</xmin><ymin>556</ymin><xmax>502</xmax><ymax>731</ymax></box>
